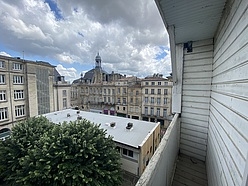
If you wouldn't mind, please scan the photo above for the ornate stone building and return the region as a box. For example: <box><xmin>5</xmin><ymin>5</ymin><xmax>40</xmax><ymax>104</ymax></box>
<box><xmin>71</xmin><ymin>54</ymin><xmax>173</xmax><ymax>129</ymax></box>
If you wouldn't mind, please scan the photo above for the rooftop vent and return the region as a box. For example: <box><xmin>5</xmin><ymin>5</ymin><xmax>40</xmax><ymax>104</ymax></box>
<box><xmin>67</xmin><ymin>113</ymin><xmax>70</xmax><ymax>117</ymax></box>
<box><xmin>110</xmin><ymin>122</ymin><xmax>116</xmax><ymax>128</ymax></box>
<box><xmin>77</xmin><ymin>115</ymin><xmax>82</xmax><ymax>120</ymax></box>
<box><xmin>77</xmin><ymin>110</ymin><xmax>80</xmax><ymax>114</ymax></box>
<box><xmin>126</xmin><ymin>122</ymin><xmax>133</xmax><ymax>130</ymax></box>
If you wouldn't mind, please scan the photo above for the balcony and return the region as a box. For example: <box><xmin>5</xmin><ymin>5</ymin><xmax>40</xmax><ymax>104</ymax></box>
<box><xmin>136</xmin><ymin>114</ymin><xmax>208</xmax><ymax>186</ymax></box>
<box><xmin>135</xmin><ymin>0</ymin><xmax>248</xmax><ymax>186</ymax></box>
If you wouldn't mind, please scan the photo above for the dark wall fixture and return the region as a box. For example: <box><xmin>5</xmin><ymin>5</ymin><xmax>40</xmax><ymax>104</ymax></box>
<box><xmin>184</xmin><ymin>41</ymin><xmax>193</xmax><ymax>53</ymax></box>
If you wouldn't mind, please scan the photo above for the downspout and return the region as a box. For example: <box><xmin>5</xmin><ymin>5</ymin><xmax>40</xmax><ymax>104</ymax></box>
<box><xmin>168</xmin><ymin>25</ymin><xmax>177</xmax><ymax>85</ymax></box>
<box><xmin>24</xmin><ymin>59</ymin><xmax>30</xmax><ymax>118</ymax></box>
<box><xmin>8</xmin><ymin>59</ymin><xmax>14</xmax><ymax>125</ymax></box>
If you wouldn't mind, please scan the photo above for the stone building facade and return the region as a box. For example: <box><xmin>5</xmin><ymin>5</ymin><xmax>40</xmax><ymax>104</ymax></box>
<box><xmin>0</xmin><ymin>55</ymin><xmax>70</xmax><ymax>130</ymax></box>
<box><xmin>71</xmin><ymin>54</ymin><xmax>172</xmax><ymax>129</ymax></box>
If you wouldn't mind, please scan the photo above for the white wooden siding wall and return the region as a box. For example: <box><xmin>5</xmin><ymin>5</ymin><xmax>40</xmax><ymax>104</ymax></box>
<box><xmin>207</xmin><ymin>0</ymin><xmax>248</xmax><ymax>185</ymax></box>
<box><xmin>180</xmin><ymin>39</ymin><xmax>213</xmax><ymax>161</ymax></box>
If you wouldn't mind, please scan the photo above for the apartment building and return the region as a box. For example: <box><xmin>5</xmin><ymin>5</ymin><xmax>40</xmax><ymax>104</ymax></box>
<box><xmin>43</xmin><ymin>109</ymin><xmax>160</xmax><ymax>181</ymax></box>
<box><xmin>0</xmin><ymin>55</ymin><xmax>70</xmax><ymax>131</ymax></box>
<box><xmin>54</xmin><ymin>69</ymin><xmax>71</xmax><ymax>111</ymax></box>
<box><xmin>141</xmin><ymin>74</ymin><xmax>173</xmax><ymax>128</ymax></box>
<box><xmin>128</xmin><ymin>81</ymin><xmax>142</xmax><ymax>120</ymax></box>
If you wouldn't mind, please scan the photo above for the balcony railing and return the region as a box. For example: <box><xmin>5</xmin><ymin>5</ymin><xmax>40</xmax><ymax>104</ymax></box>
<box><xmin>136</xmin><ymin>113</ymin><xmax>180</xmax><ymax>186</ymax></box>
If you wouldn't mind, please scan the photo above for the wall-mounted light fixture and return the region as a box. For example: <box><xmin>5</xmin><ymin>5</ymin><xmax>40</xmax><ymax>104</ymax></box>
<box><xmin>184</xmin><ymin>41</ymin><xmax>193</xmax><ymax>53</ymax></box>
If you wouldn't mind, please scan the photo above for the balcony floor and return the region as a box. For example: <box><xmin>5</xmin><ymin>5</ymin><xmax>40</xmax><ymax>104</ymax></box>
<box><xmin>172</xmin><ymin>154</ymin><xmax>208</xmax><ymax>186</ymax></box>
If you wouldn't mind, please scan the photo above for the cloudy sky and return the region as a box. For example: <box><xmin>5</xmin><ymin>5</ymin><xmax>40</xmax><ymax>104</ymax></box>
<box><xmin>0</xmin><ymin>0</ymin><xmax>170</xmax><ymax>82</ymax></box>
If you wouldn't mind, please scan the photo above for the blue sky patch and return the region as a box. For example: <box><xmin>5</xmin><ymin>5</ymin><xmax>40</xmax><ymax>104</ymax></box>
<box><xmin>155</xmin><ymin>46</ymin><xmax>169</xmax><ymax>60</ymax></box>
<box><xmin>45</xmin><ymin>0</ymin><xmax>63</xmax><ymax>20</ymax></box>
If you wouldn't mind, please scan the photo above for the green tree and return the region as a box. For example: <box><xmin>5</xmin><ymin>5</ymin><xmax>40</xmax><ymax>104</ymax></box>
<box><xmin>0</xmin><ymin>117</ymin><xmax>122</xmax><ymax>186</ymax></box>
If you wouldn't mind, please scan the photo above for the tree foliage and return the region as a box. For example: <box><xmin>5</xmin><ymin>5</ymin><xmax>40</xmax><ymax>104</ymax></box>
<box><xmin>0</xmin><ymin>117</ymin><xmax>122</xmax><ymax>186</ymax></box>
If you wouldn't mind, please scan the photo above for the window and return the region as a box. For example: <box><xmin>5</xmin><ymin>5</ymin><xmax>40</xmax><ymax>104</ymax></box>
<box><xmin>145</xmin><ymin>89</ymin><xmax>148</xmax><ymax>94</ymax></box>
<box><xmin>130</xmin><ymin>98</ymin><xmax>133</xmax><ymax>103</ymax></box>
<box><xmin>158</xmin><ymin>89</ymin><xmax>161</xmax><ymax>94</ymax></box>
<box><xmin>164</xmin><ymin>82</ymin><xmax>168</xmax><ymax>85</ymax></box>
<box><xmin>123</xmin><ymin>88</ymin><xmax>126</xmax><ymax>94</ymax></box>
<box><xmin>13</xmin><ymin>75</ymin><xmax>24</xmax><ymax>84</ymax></box>
<box><xmin>164</xmin><ymin>98</ymin><xmax>167</xmax><ymax>104</ymax></box>
<box><xmin>122</xmin><ymin>148</ymin><xmax>133</xmax><ymax>158</ymax></box>
<box><xmin>13</xmin><ymin>63</ymin><xmax>23</xmax><ymax>70</ymax></box>
<box><xmin>123</xmin><ymin>98</ymin><xmax>126</xmax><ymax>104</ymax></box>
<box><xmin>128</xmin><ymin>150</ymin><xmax>133</xmax><ymax>157</ymax></box>
<box><xmin>145</xmin><ymin>107</ymin><xmax>148</xmax><ymax>115</ymax></box>
<box><xmin>15</xmin><ymin>105</ymin><xmax>25</xmax><ymax>117</ymax></box>
<box><xmin>108</xmin><ymin>89</ymin><xmax>110</xmax><ymax>94</ymax></box>
<box><xmin>151</xmin><ymin>97</ymin><xmax>154</xmax><ymax>104</ymax></box>
<box><xmin>123</xmin><ymin>107</ymin><xmax>126</xmax><ymax>111</ymax></box>
<box><xmin>0</xmin><ymin>75</ymin><xmax>5</xmax><ymax>84</ymax></box>
<box><xmin>157</xmin><ymin>108</ymin><xmax>160</xmax><ymax>116</ymax></box>
<box><xmin>0</xmin><ymin>61</ymin><xmax>5</xmax><ymax>68</ymax></box>
<box><xmin>151</xmin><ymin>89</ymin><xmax>155</xmax><ymax>94</ymax></box>
<box><xmin>158</xmin><ymin>82</ymin><xmax>161</xmax><ymax>85</ymax></box>
<box><xmin>104</xmin><ymin>89</ymin><xmax>106</xmax><ymax>94</ymax></box>
<box><xmin>135</xmin><ymin>98</ymin><xmax>138</xmax><ymax>104</ymax></box>
<box><xmin>63</xmin><ymin>98</ymin><xmax>67</xmax><ymax>108</ymax></box>
<box><xmin>108</xmin><ymin>97</ymin><xmax>110</xmax><ymax>102</ymax></box>
<box><xmin>62</xmin><ymin>90</ymin><xmax>67</xmax><ymax>97</ymax></box>
<box><xmin>145</xmin><ymin>97</ymin><xmax>148</xmax><ymax>103</ymax></box>
<box><xmin>145</xmin><ymin>82</ymin><xmax>149</xmax><ymax>85</ymax></box>
<box><xmin>136</xmin><ymin>91</ymin><xmax>139</xmax><ymax>95</ymax></box>
<box><xmin>123</xmin><ymin>148</ymin><xmax>128</xmax><ymax>155</ymax></box>
<box><xmin>0</xmin><ymin>90</ymin><xmax>6</xmax><ymax>101</ymax></box>
<box><xmin>0</xmin><ymin>107</ymin><xmax>8</xmax><ymax>120</ymax></box>
<box><xmin>163</xmin><ymin>109</ymin><xmax>167</xmax><ymax>117</ymax></box>
<box><xmin>151</xmin><ymin>82</ymin><xmax>155</xmax><ymax>85</ymax></box>
<box><xmin>164</xmin><ymin>89</ymin><xmax>168</xmax><ymax>95</ymax></box>
<box><xmin>130</xmin><ymin>107</ymin><xmax>133</xmax><ymax>112</ymax></box>
<box><xmin>118</xmin><ymin>88</ymin><xmax>120</xmax><ymax>94</ymax></box>
<box><xmin>14</xmin><ymin>90</ymin><xmax>24</xmax><ymax>100</ymax></box>
<box><xmin>151</xmin><ymin>107</ymin><xmax>154</xmax><ymax>115</ymax></box>
<box><xmin>157</xmin><ymin>98</ymin><xmax>161</xmax><ymax>104</ymax></box>
<box><xmin>117</xmin><ymin>98</ymin><xmax>120</xmax><ymax>104</ymax></box>
<box><xmin>112</xmin><ymin>89</ymin><xmax>115</xmax><ymax>95</ymax></box>
<box><xmin>104</xmin><ymin>97</ymin><xmax>106</xmax><ymax>102</ymax></box>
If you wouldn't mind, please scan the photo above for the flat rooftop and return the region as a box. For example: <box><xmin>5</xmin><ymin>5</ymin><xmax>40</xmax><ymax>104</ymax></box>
<box><xmin>43</xmin><ymin>109</ymin><xmax>159</xmax><ymax>148</ymax></box>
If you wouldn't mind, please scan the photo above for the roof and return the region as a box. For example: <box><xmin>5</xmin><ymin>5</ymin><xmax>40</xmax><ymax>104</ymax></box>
<box><xmin>143</xmin><ymin>77</ymin><xmax>167</xmax><ymax>81</ymax></box>
<box><xmin>72</xmin><ymin>68</ymin><xmax>109</xmax><ymax>84</ymax></box>
<box><xmin>0</xmin><ymin>55</ymin><xmax>55</xmax><ymax>67</ymax></box>
<box><xmin>43</xmin><ymin>109</ymin><xmax>159</xmax><ymax>148</ymax></box>
<box><xmin>54</xmin><ymin>68</ymin><xmax>61</xmax><ymax>81</ymax></box>
<box><xmin>155</xmin><ymin>0</ymin><xmax>227</xmax><ymax>43</ymax></box>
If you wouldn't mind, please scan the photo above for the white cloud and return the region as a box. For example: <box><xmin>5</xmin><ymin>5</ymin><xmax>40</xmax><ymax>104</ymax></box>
<box><xmin>0</xmin><ymin>51</ymin><xmax>11</xmax><ymax>57</ymax></box>
<box><xmin>0</xmin><ymin>0</ymin><xmax>171</xmax><ymax>78</ymax></box>
<box><xmin>56</xmin><ymin>64</ymin><xmax>77</xmax><ymax>83</ymax></box>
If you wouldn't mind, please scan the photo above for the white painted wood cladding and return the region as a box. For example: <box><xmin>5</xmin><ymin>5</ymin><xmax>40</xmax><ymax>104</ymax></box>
<box><xmin>207</xmin><ymin>0</ymin><xmax>248</xmax><ymax>185</ymax></box>
<box><xmin>180</xmin><ymin>39</ymin><xmax>213</xmax><ymax>161</ymax></box>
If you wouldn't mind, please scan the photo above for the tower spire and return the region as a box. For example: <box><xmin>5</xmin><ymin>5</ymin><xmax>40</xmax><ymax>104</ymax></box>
<box><xmin>95</xmin><ymin>52</ymin><xmax>101</xmax><ymax>68</ymax></box>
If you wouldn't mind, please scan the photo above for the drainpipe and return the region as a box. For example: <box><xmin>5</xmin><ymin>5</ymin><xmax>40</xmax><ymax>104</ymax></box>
<box><xmin>24</xmin><ymin>59</ymin><xmax>30</xmax><ymax>118</ymax></box>
<box><xmin>8</xmin><ymin>59</ymin><xmax>14</xmax><ymax>125</ymax></box>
